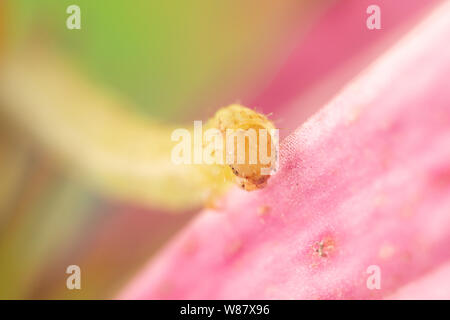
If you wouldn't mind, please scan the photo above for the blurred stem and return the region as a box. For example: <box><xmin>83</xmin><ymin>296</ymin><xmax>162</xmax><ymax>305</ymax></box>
<box><xmin>0</xmin><ymin>46</ymin><xmax>233</xmax><ymax>210</ymax></box>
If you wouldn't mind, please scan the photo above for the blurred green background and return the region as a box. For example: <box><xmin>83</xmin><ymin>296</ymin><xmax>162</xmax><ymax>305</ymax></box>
<box><xmin>9</xmin><ymin>0</ymin><xmax>306</xmax><ymax>120</ymax></box>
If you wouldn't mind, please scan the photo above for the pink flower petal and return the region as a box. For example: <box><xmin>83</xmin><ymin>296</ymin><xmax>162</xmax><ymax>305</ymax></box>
<box><xmin>387</xmin><ymin>261</ymin><xmax>450</xmax><ymax>300</ymax></box>
<box><xmin>119</xmin><ymin>2</ymin><xmax>450</xmax><ymax>299</ymax></box>
<box><xmin>251</xmin><ymin>0</ymin><xmax>442</xmax><ymax>134</ymax></box>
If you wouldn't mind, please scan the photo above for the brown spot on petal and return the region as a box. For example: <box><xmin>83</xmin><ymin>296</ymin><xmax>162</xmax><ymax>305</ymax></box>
<box><xmin>346</xmin><ymin>104</ymin><xmax>364</xmax><ymax>125</ymax></box>
<box><xmin>257</xmin><ymin>205</ymin><xmax>271</xmax><ymax>217</ymax></box>
<box><xmin>379</xmin><ymin>244</ymin><xmax>396</xmax><ymax>260</ymax></box>
<box><xmin>312</xmin><ymin>237</ymin><xmax>335</xmax><ymax>258</ymax></box>
<box><xmin>257</xmin><ymin>205</ymin><xmax>271</xmax><ymax>223</ymax></box>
